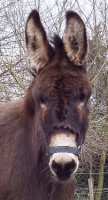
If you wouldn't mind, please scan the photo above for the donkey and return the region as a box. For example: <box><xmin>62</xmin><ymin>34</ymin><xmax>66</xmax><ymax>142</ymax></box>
<box><xmin>0</xmin><ymin>10</ymin><xmax>91</xmax><ymax>200</ymax></box>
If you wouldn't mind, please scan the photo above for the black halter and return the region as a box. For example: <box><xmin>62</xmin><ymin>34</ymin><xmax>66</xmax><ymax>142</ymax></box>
<box><xmin>47</xmin><ymin>133</ymin><xmax>83</xmax><ymax>156</ymax></box>
<box><xmin>47</xmin><ymin>145</ymin><xmax>81</xmax><ymax>156</ymax></box>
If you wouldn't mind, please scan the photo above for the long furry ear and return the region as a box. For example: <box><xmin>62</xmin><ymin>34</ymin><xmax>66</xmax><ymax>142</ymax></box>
<box><xmin>25</xmin><ymin>10</ymin><xmax>54</xmax><ymax>72</ymax></box>
<box><xmin>63</xmin><ymin>11</ymin><xmax>87</xmax><ymax>66</ymax></box>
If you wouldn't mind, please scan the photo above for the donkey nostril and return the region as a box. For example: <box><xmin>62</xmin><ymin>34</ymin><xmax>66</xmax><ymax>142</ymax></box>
<box><xmin>51</xmin><ymin>160</ymin><xmax>62</xmax><ymax>173</ymax></box>
<box><xmin>64</xmin><ymin>160</ymin><xmax>76</xmax><ymax>173</ymax></box>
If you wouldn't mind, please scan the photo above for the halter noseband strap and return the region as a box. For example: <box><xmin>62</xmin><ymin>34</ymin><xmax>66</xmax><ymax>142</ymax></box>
<box><xmin>47</xmin><ymin>145</ymin><xmax>81</xmax><ymax>156</ymax></box>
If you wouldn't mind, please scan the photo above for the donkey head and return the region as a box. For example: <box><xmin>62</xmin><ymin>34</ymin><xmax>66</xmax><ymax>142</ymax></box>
<box><xmin>25</xmin><ymin>10</ymin><xmax>91</xmax><ymax>182</ymax></box>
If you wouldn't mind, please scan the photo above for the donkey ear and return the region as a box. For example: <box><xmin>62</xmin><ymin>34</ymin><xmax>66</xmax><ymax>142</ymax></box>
<box><xmin>63</xmin><ymin>11</ymin><xmax>87</xmax><ymax>66</ymax></box>
<box><xmin>25</xmin><ymin>10</ymin><xmax>54</xmax><ymax>72</ymax></box>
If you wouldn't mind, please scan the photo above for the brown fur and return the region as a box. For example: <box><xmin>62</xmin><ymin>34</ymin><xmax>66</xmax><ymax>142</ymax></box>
<box><xmin>0</xmin><ymin>10</ymin><xmax>91</xmax><ymax>200</ymax></box>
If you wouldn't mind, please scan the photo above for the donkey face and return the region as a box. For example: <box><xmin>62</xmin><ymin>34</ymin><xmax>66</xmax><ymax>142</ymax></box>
<box><xmin>25</xmin><ymin>10</ymin><xmax>91</xmax><ymax>182</ymax></box>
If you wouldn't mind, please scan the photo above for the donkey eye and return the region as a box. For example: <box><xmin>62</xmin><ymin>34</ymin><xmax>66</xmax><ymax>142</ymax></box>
<box><xmin>40</xmin><ymin>96</ymin><xmax>46</xmax><ymax>105</ymax></box>
<box><xmin>39</xmin><ymin>96</ymin><xmax>47</xmax><ymax>110</ymax></box>
<box><xmin>79</xmin><ymin>93</ymin><xmax>85</xmax><ymax>103</ymax></box>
